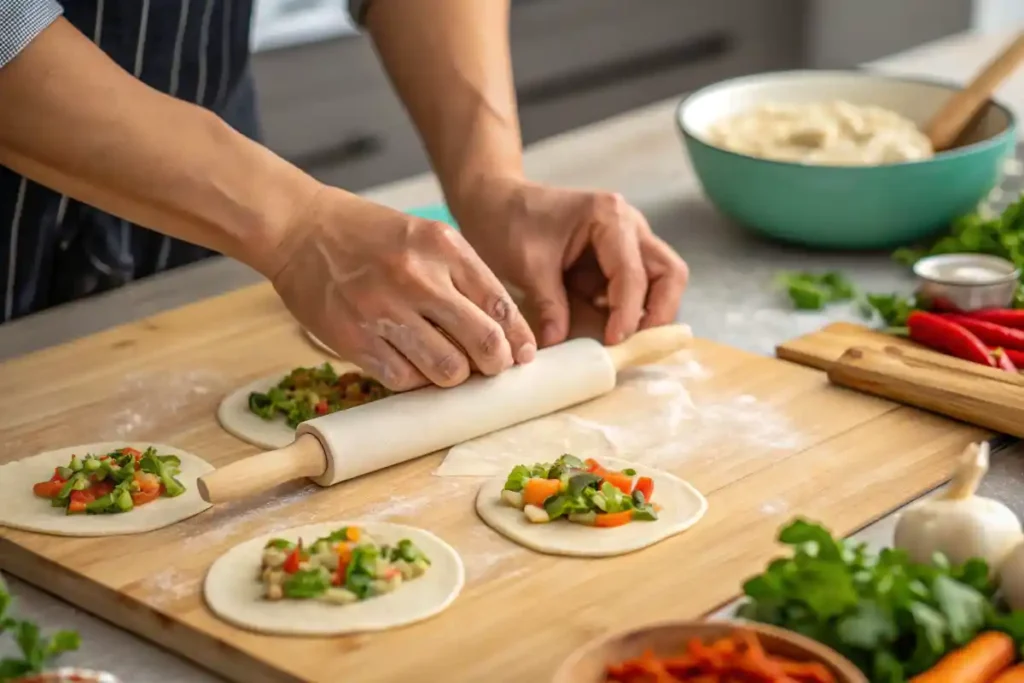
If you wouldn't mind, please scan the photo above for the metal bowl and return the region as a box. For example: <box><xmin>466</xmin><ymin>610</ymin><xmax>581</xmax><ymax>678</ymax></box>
<box><xmin>913</xmin><ymin>253</ymin><xmax>1020</xmax><ymax>311</ymax></box>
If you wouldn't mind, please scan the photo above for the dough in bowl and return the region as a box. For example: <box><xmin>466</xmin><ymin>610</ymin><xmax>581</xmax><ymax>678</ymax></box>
<box><xmin>0</xmin><ymin>442</ymin><xmax>213</xmax><ymax>537</ymax></box>
<box><xmin>476</xmin><ymin>456</ymin><xmax>707</xmax><ymax>557</ymax></box>
<box><xmin>203</xmin><ymin>521</ymin><xmax>465</xmax><ymax>636</ymax></box>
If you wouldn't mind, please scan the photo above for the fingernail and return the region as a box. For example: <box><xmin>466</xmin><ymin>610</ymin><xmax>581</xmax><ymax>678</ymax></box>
<box><xmin>516</xmin><ymin>342</ymin><xmax>537</xmax><ymax>364</ymax></box>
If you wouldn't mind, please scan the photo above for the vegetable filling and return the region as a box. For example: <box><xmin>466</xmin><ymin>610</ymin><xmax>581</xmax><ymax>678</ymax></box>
<box><xmin>259</xmin><ymin>526</ymin><xmax>431</xmax><ymax>604</ymax></box>
<box><xmin>248</xmin><ymin>363</ymin><xmax>392</xmax><ymax>428</ymax></box>
<box><xmin>31</xmin><ymin>446</ymin><xmax>187</xmax><ymax>515</ymax></box>
<box><xmin>500</xmin><ymin>455</ymin><xmax>659</xmax><ymax>527</ymax></box>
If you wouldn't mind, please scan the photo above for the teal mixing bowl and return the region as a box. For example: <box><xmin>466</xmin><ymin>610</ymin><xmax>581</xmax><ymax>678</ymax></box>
<box><xmin>677</xmin><ymin>70</ymin><xmax>1017</xmax><ymax>249</ymax></box>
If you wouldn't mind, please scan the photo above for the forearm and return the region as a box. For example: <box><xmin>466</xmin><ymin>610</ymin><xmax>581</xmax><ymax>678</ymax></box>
<box><xmin>365</xmin><ymin>0</ymin><xmax>523</xmax><ymax>211</ymax></box>
<box><xmin>0</xmin><ymin>18</ymin><xmax>322</xmax><ymax>278</ymax></box>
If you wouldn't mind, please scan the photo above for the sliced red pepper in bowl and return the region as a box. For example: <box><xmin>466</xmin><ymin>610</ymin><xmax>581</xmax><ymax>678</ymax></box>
<box><xmin>907</xmin><ymin>311</ymin><xmax>996</xmax><ymax>367</ymax></box>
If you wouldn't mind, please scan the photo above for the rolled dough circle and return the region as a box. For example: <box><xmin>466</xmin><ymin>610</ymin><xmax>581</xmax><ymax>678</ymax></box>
<box><xmin>203</xmin><ymin>520</ymin><xmax>465</xmax><ymax>636</ymax></box>
<box><xmin>216</xmin><ymin>363</ymin><xmax>361</xmax><ymax>450</ymax></box>
<box><xmin>0</xmin><ymin>442</ymin><xmax>213</xmax><ymax>537</ymax></box>
<box><xmin>475</xmin><ymin>456</ymin><xmax>707</xmax><ymax>557</ymax></box>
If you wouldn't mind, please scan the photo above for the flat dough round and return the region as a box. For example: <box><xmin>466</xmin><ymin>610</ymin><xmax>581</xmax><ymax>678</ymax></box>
<box><xmin>217</xmin><ymin>364</ymin><xmax>360</xmax><ymax>449</ymax></box>
<box><xmin>303</xmin><ymin>327</ymin><xmax>340</xmax><ymax>358</ymax></box>
<box><xmin>203</xmin><ymin>521</ymin><xmax>465</xmax><ymax>636</ymax></box>
<box><xmin>0</xmin><ymin>442</ymin><xmax>213</xmax><ymax>537</ymax></box>
<box><xmin>475</xmin><ymin>456</ymin><xmax>707</xmax><ymax>557</ymax></box>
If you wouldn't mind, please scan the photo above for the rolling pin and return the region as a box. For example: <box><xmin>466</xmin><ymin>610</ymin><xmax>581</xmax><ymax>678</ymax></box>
<box><xmin>827</xmin><ymin>344</ymin><xmax>1024</xmax><ymax>437</ymax></box>
<box><xmin>197</xmin><ymin>323</ymin><xmax>692</xmax><ymax>504</ymax></box>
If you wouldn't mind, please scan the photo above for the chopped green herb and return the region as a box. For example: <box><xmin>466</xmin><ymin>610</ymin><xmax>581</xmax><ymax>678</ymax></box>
<box><xmin>0</xmin><ymin>581</ymin><xmax>80</xmax><ymax>679</ymax></box>
<box><xmin>737</xmin><ymin>517</ymin><xmax>1024</xmax><ymax>682</ymax></box>
<box><xmin>776</xmin><ymin>271</ymin><xmax>858</xmax><ymax>310</ymax></box>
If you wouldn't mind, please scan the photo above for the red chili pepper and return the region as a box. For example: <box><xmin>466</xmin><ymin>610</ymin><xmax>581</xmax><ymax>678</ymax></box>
<box><xmin>998</xmin><ymin>347</ymin><xmax>1024</xmax><ymax>367</ymax></box>
<box><xmin>991</xmin><ymin>347</ymin><xmax>1019</xmax><ymax>372</ymax></box>
<box><xmin>964</xmin><ymin>309</ymin><xmax>1024</xmax><ymax>330</ymax></box>
<box><xmin>942</xmin><ymin>314</ymin><xmax>1024</xmax><ymax>351</ymax></box>
<box><xmin>907</xmin><ymin>311</ymin><xmax>995</xmax><ymax>367</ymax></box>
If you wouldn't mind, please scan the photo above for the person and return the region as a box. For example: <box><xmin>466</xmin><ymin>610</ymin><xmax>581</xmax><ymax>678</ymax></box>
<box><xmin>0</xmin><ymin>0</ymin><xmax>689</xmax><ymax>391</ymax></box>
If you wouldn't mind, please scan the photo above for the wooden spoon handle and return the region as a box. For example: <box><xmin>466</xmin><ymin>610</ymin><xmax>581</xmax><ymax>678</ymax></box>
<box><xmin>197</xmin><ymin>434</ymin><xmax>328</xmax><ymax>504</ymax></box>
<box><xmin>827</xmin><ymin>346</ymin><xmax>1024</xmax><ymax>437</ymax></box>
<box><xmin>926</xmin><ymin>31</ymin><xmax>1024</xmax><ymax>151</ymax></box>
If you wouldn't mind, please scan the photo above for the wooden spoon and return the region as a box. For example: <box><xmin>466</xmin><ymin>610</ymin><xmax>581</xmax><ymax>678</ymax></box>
<box><xmin>925</xmin><ymin>30</ymin><xmax>1024</xmax><ymax>152</ymax></box>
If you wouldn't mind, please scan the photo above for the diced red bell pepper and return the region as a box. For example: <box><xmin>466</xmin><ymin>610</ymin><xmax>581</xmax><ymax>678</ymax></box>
<box><xmin>131</xmin><ymin>487</ymin><xmax>162</xmax><ymax>506</ymax></box>
<box><xmin>942</xmin><ymin>314</ymin><xmax>1024</xmax><ymax>351</ymax></box>
<box><xmin>314</xmin><ymin>400</ymin><xmax>329</xmax><ymax>415</ymax></box>
<box><xmin>283</xmin><ymin>545</ymin><xmax>303</xmax><ymax>574</ymax></box>
<box><xmin>67</xmin><ymin>489</ymin><xmax>96</xmax><ymax>514</ymax></box>
<box><xmin>32</xmin><ymin>480</ymin><xmax>65</xmax><ymax>498</ymax></box>
<box><xmin>594</xmin><ymin>511</ymin><xmax>633</xmax><ymax>528</ymax></box>
<box><xmin>633</xmin><ymin>476</ymin><xmax>655</xmax><ymax>502</ymax></box>
<box><xmin>134</xmin><ymin>470</ymin><xmax>161</xmax><ymax>493</ymax></box>
<box><xmin>584</xmin><ymin>458</ymin><xmax>602</xmax><ymax>473</ymax></box>
<box><xmin>907</xmin><ymin>311</ymin><xmax>995</xmax><ymax>367</ymax></box>
<box><xmin>119</xmin><ymin>447</ymin><xmax>142</xmax><ymax>459</ymax></box>
<box><xmin>963</xmin><ymin>309</ymin><xmax>1024</xmax><ymax>330</ymax></box>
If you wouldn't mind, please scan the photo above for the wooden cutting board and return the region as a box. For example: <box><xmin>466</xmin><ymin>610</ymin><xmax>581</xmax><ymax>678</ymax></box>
<box><xmin>0</xmin><ymin>286</ymin><xmax>988</xmax><ymax>683</ymax></box>
<box><xmin>775</xmin><ymin>321</ymin><xmax>919</xmax><ymax>371</ymax></box>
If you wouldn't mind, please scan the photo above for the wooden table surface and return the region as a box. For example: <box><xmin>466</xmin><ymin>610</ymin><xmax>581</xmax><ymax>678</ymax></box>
<box><xmin>2</xmin><ymin>28</ymin><xmax>1024</xmax><ymax>683</ymax></box>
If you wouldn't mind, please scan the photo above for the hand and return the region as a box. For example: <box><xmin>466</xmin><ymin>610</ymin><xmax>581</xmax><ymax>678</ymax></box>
<box><xmin>269</xmin><ymin>187</ymin><xmax>537</xmax><ymax>391</ymax></box>
<box><xmin>452</xmin><ymin>177</ymin><xmax>689</xmax><ymax>347</ymax></box>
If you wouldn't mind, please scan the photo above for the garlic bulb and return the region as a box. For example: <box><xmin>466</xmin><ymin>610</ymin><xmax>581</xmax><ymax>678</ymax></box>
<box><xmin>893</xmin><ymin>441</ymin><xmax>1022</xmax><ymax>572</ymax></box>
<box><xmin>999</xmin><ymin>540</ymin><xmax>1024</xmax><ymax>610</ymax></box>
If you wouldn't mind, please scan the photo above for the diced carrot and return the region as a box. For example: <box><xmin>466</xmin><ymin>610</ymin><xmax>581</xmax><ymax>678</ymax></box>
<box><xmin>992</xmin><ymin>663</ymin><xmax>1024</xmax><ymax>683</ymax></box>
<box><xmin>633</xmin><ymin>476</ymin><xmax>654</xmax><ymax>501</ymax></box>
<box><xmin>522</xmin><ymin>478</ymin><xmax>562</xmax><ymax>507</ymax></box>
<box><xmin>32</xmin><ymin>480</ymin><xmax>65</xmax><ymax>498</ymax></box>
<box><xmin>131</xmin><ymin>488</ymin><xmax>161</xmax><ymax>506</ymax></box>
<box><xmin>594</xmin><ymin>511</ymin><xmax>633</xmax><ymax>528</ymax></box>
<box><xmin>584</xmin><ymin>458</ymin><xmax>602</xmax><ymax>472</ymax></box>
<box><xmin>134</xmin><ymin>470</ymin><xmax>161</xmax><ymax>493</ymax></box>
<box><xmin>910</xmin><ymin>631</ymin><xmax>1016</xmax><ymax>683</ymax></box>
<box><xmin>346</xmin><ymin>527</ymin><xmax>360</xmax><ymax>542</ymax></box>
<box><xmin>602</xmin><ymin>470</ymin><xmax>633</xmax><ymax>495</ymax></box>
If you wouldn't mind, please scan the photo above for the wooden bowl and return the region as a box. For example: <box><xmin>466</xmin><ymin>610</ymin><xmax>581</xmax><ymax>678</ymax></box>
<box><xmin>551</xmin><ymin>619</ymin><xmax>868</xmax><ymax>683</ymax></box>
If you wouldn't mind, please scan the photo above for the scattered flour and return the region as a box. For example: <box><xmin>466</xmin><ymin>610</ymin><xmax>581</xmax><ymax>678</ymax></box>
<box><xmin>101</xmin><ymin>369</ymin><xmax>227</xmax><ymax>440</ymax></box>
<box><xmin>759</xmin><ymin>498</ymin><xmax>791</xmax><ymax>517</ymax></box>
<box><xmin>141</xmin><ymin>569</ymin><xmax>198</xmax><ymax>607</ymax></box>
<box><xmin>451</xmin><ymin>526</ymin><xmax>529</xmax><ymax>585</ymax></box>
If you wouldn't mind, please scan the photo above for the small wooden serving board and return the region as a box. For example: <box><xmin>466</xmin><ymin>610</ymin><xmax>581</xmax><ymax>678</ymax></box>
<box><xmin>0</xmin><ymin>288</ymin><xmax>988</xmax><ymax>683</ymax></box>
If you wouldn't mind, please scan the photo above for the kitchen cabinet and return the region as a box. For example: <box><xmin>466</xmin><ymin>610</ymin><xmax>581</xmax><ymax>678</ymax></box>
<box><xmin>250</xmin><ymin>0</ymin><xmax>806</xmax><ymax>194</ymax></box>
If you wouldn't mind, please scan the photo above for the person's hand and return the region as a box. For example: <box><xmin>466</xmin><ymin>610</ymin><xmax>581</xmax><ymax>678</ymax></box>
<box><xmin>268</xmin><ymin>187</ymin><xmax>537</xmax><ymax>391</ymax></box>
<box><xmin>452</xmin><ymin>177</ymin><xmax>689</xmax><ymax>348</ymax></box>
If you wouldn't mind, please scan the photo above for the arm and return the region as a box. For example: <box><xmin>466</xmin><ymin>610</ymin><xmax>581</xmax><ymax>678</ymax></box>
<box><xmin>362</xmin><ymin>0</ymin><xmax>523</xmax><ymax>211</ymax></box>
<box><xmin>0</xmin><ymin>15</ymin><xmax>323</xmax><ymax>278</ymax></box>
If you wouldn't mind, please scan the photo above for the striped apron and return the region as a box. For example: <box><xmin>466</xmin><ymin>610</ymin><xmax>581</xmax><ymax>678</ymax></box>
<box><xmin>0</xmin><ymin>0</ymin><xmax>259</xmax><ymax>324</ymax></box>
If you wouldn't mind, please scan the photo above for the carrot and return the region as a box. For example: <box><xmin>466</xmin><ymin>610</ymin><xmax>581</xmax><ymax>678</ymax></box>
<box><xmin>602</xmin><ymin>471</ymin><xmax>634</xmax><ymax>495</ymax></box>
<box><xmin>910</xmin><ymin>631</ymin><xmax>1016</xmax><ymax>683</ymax></box>
<box><xmin>605</xmin><ymin>630</ymin><xmax>836</xmax><ymax>683</ymax></box>
<box><xmin>521</xmin><ymin>478</ymin><xmax>562</xmax><ymax>507</ymax></box>
<box><xmin>993</xmin><ymin>664</ymin><xmax>1024</xmax><ymax>683</ymax></box>
<box><xmin>594</xmin><ymin>511</ymin><xmax>633</xmax><ymax>528</ymax></box>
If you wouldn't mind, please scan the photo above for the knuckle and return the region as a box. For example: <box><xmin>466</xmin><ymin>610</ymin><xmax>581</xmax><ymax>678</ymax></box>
<box><xmin>417</xmin><ymin>220</ymin><xmax>459</xmax><ymax>249</ymax></box>
<box><xmin>477</xmin><ymin>324</ymin><xmax>506</xmax><ymax>359</ymax></box>
<box><xmin>487</xmin><ymin>295</ymin><xmax>517</xmax><ymax>324</ymax></box>
<box><xmin>433</xmin><ymin>353</ymin><xmax>469</xmax><ymax>386</ymax></box>
<box><xmin>590</xmin><ymin>191</ymin><xmax>628</xmax><ymax>222</ymax></box>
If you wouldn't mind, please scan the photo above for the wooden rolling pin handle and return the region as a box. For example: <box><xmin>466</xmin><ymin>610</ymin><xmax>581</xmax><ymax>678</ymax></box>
<box><xmin>197</xmin><ymin>434</ymin><xmax>329</xmax><ymax>504</ymax></box>
<box><xmin>605</xmin><ymin>324</ymin><xmax>692</xmax><ymax>370</ymax></box>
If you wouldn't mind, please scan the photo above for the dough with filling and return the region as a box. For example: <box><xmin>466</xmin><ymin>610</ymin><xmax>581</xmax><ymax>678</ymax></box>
<box><xmin>0</xmin><ymin>442</ymin><xmax>213</xmax><ymax>537</ymax></box>
<box><xmin>476</xmin><ymin>456</ymin><xmax>707</xmax><ymax>557</ymax></box>
<box><xmin>203</xmin><ymin>521</ymin><xmax>465</xmax><ymax>636</ymax></box>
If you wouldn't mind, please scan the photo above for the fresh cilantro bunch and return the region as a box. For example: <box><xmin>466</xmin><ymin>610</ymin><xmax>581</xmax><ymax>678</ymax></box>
<box><xmin>737</xmin><ymin>519</ymin><xmax>1024</xmax><ymax>683</ymax></box>
<box><xmin>0</xmin><ymin>580</ymin><xmax>80</xmax><ymax>681</ymax></box>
